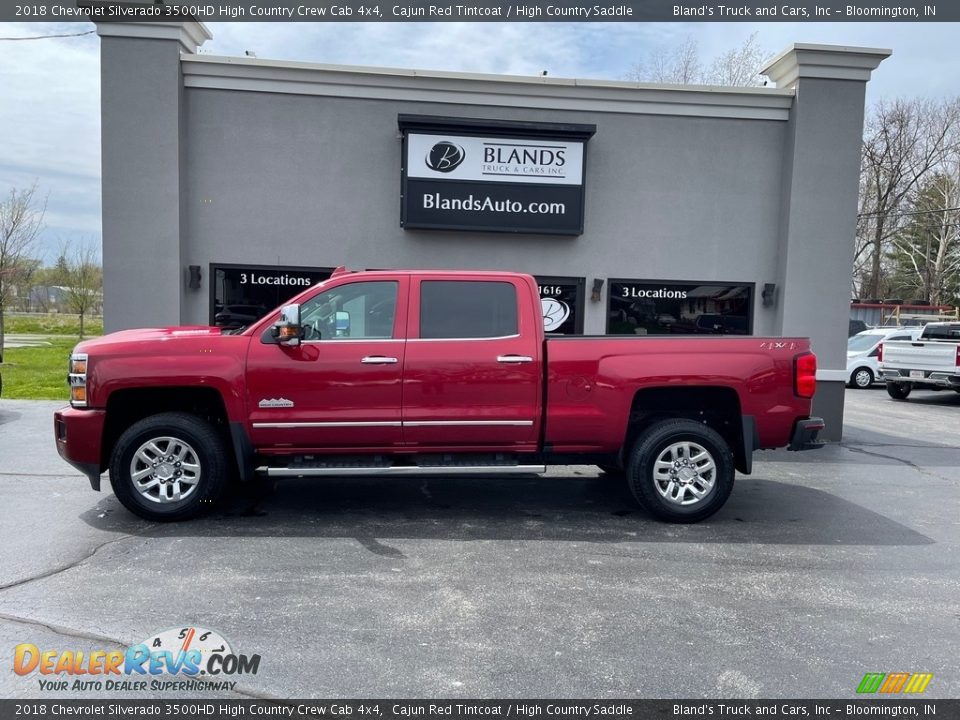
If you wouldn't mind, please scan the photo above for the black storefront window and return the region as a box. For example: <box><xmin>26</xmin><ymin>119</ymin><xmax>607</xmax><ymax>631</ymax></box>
<box><xmin>534</xmin><ymin>275</ymin><xmax>584</xmax><ymax>335</ymax></box>
<box><xmin>607</xmin><ymin>280</ymin><xmax>754</xmax><ymax>336</ymax></box>
<box><xmin>210</xmin><ymin>263</ymin><xmax>333</xmax><ymax>329</ymax></box>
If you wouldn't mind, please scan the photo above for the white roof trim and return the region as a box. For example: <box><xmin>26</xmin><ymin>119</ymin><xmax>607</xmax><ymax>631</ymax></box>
<box><xmin>94</xmin><ymin>20</ymin><xmax>212</xmax><ymax>54</ymax></box>
<box><xmin>761</xmin><ymin>43</ymin><xmax>891</xmax><ymax>89</ymax></box>
<box><xmin>181</xmin><ymin>55</ymin><xmax>794</xmax><ymax>121</ymax></box>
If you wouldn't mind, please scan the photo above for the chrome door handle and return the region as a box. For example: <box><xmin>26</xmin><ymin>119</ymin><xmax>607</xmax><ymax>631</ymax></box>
<box><xmin>361</xmin><ymin>356</ymin><xmax>398</xmax><ymax>364</ymax></box>
<box><xmin>497</xmin><ymin>355</ymin><xmax>534</xmax><ymax>363</ymax></box>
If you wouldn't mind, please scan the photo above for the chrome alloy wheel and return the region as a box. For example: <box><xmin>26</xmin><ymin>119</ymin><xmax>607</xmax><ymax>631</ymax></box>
<box><xmin>853</xmin><ymin>368</ymin><xmax>873</xmax><ymax>388</ymax></box>
<box><xmin>653</xmin><ymin>441</ymin><xmax>717</xmax><ymax>506</ymax></box>
<box><xmin>129</xmin><ymin>436</ymin><xmax>201</xmax><ymax>504</ymax></box>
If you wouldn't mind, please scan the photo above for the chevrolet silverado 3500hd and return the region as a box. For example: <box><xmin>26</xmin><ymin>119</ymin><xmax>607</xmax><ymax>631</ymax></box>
<box><xmin>55</xmin><ymin>268</ymin><xmax>824</xmax><ymax>523</ymax></box>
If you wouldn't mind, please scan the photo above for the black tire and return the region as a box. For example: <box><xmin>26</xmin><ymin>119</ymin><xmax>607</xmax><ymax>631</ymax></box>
<box><xmin>849</xmin><ymin>367</ymin><xmax>874</xmax><ymax>389</ymax></box>
<box><xmin>626</xmin><ymin>419</ymin><xmax>735</xmax><ymax>523</ymax></box>
<box><xmin>109</xmin><ymin>412</ymin><xmax>229</xmax><ymax>521</ymax></box>
<box><xmin>886</xmin><ymin>383</ymin><xmax>912</xmax><ymax>400</ymax></box>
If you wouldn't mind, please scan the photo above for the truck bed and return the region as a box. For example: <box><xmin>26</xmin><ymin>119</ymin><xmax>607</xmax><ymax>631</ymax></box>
<box><xmin>544</xmin><ymin>335</ymin><xmax>811</xmax><ymax>453</ymax></box>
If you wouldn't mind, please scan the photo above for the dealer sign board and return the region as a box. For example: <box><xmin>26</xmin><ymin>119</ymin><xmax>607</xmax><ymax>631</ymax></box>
<box><xmin>399</xmin><ymin>115</ymin><xmax>596</xmax><ymax>236</ymax></box>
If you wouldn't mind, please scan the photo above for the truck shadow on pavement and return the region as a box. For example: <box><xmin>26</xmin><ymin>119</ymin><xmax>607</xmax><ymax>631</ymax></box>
<box><xmin>79</xmin><ymin>474</ymin><xmax>934</xmax><ymax>547</ymax></box>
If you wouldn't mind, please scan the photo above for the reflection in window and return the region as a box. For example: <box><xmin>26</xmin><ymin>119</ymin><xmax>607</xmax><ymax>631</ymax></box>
<box><xmin>300</xmin><ymin>281</ymin><xmax>398</xmax><ymax>340</ymax></box>
<box><xmin>607</xmin><ymin>282</ymin><xmax>753</xmax><ymax>336</ymax></box>
<box><xmin>211</xmin><ymin>265</ymin><xmax>331</xmax><ymax>329</ymax></box>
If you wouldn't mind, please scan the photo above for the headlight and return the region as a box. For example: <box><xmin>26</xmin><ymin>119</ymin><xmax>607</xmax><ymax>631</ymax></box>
<box><xmin>69</xmin><ymin>353</ymin><xmax>88</xmax><ymax>407</ymax></box>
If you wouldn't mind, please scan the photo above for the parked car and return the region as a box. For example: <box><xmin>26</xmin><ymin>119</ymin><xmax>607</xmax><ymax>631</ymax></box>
<box><xmin>879</xmin><ymin>322</ymin><xmax>960</xmax><ymax>399</ymax></box>
<box><xmin>846</xmin><ymin>327</ymin><xmax>922</xmax><ymax>389</ymax></box>
<box><xmin>55</xmin><ymin>268</ymin><xmax>823</xmax><ymax>524</ymax></box>
<box><xmin>213</xmin><ymin>304</ymin><xmax>268</xmax><ymax>330</ymax></box>
<box><xmin>849</xmin><ymin>319</ymin><xmax>869</xmax><ymax>337</ymax></box>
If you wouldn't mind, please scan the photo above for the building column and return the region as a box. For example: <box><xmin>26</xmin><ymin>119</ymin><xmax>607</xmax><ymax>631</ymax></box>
<box><xmin>93</xmin><ymin>18</ymin><xmax>211</xmax><ymax>331</ymax></box>
<box><xmin>762</xmin><ymin>44</ymin><xmax>889</xmax><ymax>440</ymax></box>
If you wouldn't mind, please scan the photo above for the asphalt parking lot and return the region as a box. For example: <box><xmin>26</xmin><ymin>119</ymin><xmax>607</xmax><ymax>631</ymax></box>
<box><xmin>1</xmin><ymin>388</ymin><xmax>958</xmax><ymax>700</ymax></box>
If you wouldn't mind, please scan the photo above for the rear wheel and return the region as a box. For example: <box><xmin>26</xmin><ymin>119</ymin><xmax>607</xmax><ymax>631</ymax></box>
<box><xmin>626</xmin><ymin>419</ymin><xmax>734</xmax><ymax>523</ymax></box>
<box><xmin>109</xmin><ymin>412</ymin><xmax>229</xmax><ymax>521</ymax></box>
<box><xmin>886</xmin><ymin>383</ymin><xmax>912</xmax><ymax>400</ymax></box>
<box><xmin>849</xmin><ymin>367</ymin><xmax>874</xmax><ymax>389</ymax></box>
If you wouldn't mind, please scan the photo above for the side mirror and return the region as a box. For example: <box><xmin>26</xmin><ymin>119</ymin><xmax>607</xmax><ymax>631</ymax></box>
<box><xmin>275</xmin><ymin>303</ymin><xmax>302</xmax><ymax>346</ymax></box>
<box><xmin>334</xmin><ymin>310</ymin><xmax>351</xmax><ymax>336</ymax></box>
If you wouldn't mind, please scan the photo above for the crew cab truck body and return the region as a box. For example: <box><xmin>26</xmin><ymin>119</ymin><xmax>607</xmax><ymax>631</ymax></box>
<box><xmin>879</xmin><ymin>322</ymin><xmax>960</xmax><ymax>400</ymax></box>
<box><xmin>55</xmin><ymin>269</ymin><xmax>823</xmax><ymax>523</ymax></box>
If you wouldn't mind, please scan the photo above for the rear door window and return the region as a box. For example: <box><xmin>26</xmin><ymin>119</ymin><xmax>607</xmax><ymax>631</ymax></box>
<box><xmin>420</xmin><ymin>281</ymin><xmax>518</xmax><ymax>339</ymax></box>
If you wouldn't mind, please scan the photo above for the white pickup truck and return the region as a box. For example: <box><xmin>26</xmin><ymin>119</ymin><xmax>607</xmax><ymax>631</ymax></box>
<box><xmin>879</xmin><ymin>322</ymin><xmax>960</xmax><ymax>400</ymax></box>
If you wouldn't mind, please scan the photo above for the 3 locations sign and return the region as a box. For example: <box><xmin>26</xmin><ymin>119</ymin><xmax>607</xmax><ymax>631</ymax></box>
<box><xmin>399</xmin><ymin>115</ymin><xmax>596</xmax><ymax>235</ymax></box>
<box><xmin>210</xmin><ymin>264</ymin><xmax>332</xmax><ymax>328</ymax></box>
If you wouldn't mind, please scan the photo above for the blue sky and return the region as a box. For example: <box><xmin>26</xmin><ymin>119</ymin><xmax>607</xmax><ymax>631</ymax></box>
<box><xmin>1</xmin><ymin>20</ymin><xmax>959</xmax><ymax>263</ymax></box>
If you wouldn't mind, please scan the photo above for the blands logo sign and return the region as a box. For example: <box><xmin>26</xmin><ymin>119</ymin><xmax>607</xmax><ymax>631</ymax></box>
<box><xmin>407</xmin><ymin>133</ymin><xmax>584</xmax><ymax>187</ymax></box>
<box><xmin>400</xmin><ymin>117</ymin><xmax>594</xmax><ymax>235</ymax></box>
<box><xmin>425</xmin><ymin>141</ymin><xmax>465</xmax><ymax>173</ymax></box>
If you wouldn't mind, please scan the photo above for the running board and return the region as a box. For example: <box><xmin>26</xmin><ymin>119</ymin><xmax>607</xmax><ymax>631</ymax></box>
<box><xmin>257</xmin><ymin>465</ymin><xmax>547</xmax><ymax>478</ymax></box>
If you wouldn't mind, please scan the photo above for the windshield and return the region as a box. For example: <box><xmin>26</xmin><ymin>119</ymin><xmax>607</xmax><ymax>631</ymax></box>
<box><xmin>847</xmin><ymin>333</ymin><xmax>880</xmax><ymax>352</ymax></box>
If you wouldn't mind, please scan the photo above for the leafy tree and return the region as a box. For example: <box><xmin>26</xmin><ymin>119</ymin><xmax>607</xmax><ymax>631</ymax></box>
<box><xmin>55</xmin><ymin>239</ymin><xmax>102</xmax><ymax>339</ymax></box>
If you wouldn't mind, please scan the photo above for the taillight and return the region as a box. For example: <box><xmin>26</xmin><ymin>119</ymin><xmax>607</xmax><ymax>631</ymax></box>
<box><xmin>956</xmin><ymin>345</ymin><xmax>960</xmax><ymax>367</ymax></box>
<box><xmin>877</xmin><ymin>343</ymin><xmax>883</xmax><ymax>363</ymax></box>
<box><xmin>794</xmin><ymin>352</ymin><xmax>817</xmax><ymax>398</ymax></box>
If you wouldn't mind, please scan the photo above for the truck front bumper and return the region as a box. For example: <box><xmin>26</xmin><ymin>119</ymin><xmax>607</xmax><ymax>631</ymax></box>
<box><xmin>788</xmin><ymin>417</ymin><xmax>826</xmax><ymax>451</ymax></box>
<box><xmin>54</xmin><ymin>406</ymin><xmax>106</xmax><ymax>490</ymax></box>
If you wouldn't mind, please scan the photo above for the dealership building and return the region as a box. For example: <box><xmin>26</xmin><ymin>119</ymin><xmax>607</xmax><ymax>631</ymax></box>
<box><xmin>91</xmin><ymin>17</ymin><xmax>889</xmax><ymax>439</ymax></box>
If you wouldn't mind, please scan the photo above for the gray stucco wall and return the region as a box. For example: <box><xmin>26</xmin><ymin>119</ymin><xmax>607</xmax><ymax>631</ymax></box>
<box><xmin>100</xmin><ymin>36</ymin><xmax>185</xmax><ymax>332</ymax></box>
<box><xmin>181</xmin><ymin>89</ymin><xmax>786</xmax><ymax>337</ymax></box>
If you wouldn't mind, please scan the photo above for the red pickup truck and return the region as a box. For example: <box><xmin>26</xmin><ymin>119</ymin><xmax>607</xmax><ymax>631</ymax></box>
<box><xmin>54</xmin><ymin>268</ymin><xmax>823</xmax><ymax>523</ymax></box>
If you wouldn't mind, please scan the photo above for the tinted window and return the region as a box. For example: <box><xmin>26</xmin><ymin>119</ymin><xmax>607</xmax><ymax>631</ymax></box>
<box><xmin>921</xmin><ymin>324</ymin><xmax>960</xmax><ymax>341</ymax></box>
<box><xmin>420</xmin><ymin>281</ymin><xmax>518</xmax><ymax>339</ymax></box>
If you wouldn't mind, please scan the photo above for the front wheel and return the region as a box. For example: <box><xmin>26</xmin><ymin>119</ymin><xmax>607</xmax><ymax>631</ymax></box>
<box><xmin>109</xmin><ymin>412</ymin><xmax>229</xmax><ymax>521</ymax></box>
<box><xmin>849</xmin><ymin>367</ymin><xmax>874</xmax><ymax>389</ymax></box>
<box><xmin>626</xmin><ymin>419</ymin><xmax>735</xmax><ymax>523</ymax></box>
<box><xmin>886</xmin><ymin>383</ymin><xmax>912</xmax><ymax>400</ymax></box>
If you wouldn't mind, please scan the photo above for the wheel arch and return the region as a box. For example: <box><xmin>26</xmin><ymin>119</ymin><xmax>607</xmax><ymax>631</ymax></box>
<box><xmin>101</xmin><ymin>387</ymin><xmax>246</xmax><ymax>482</ymax></box>
<box><xmin>624</xmin><ymin>386</ymin><xmax>751</xmax><ymax>474</ymax></box>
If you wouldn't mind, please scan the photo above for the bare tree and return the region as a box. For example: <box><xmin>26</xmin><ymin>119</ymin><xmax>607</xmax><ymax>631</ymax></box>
<box><xmin>56</xmin><ymin>239</ymin><xmax>103</xmax><ymax>339</ymax></box>
<box><xmin>627</xmin><ymin>33</ymin><xmax>768</xmax><ymax>87</ymax></box>
<box><xmin>706</xmin><ymin>33</ymin><xmax>767</xmax><ymax>87</ymax></box>
<box><xmin>0</xmin><ymin>183</ymin><xmax>46</xmax><ymax>362</ymax></box>
<box><xmin>627</xmin><ymin>35</ymin><xmax>703</xmax><ymax>84</ymax></box>
<box><xmin>855</xmin><ymin>99</ymin><xmax>960</xmax><ymax>300</ymax></box>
